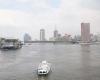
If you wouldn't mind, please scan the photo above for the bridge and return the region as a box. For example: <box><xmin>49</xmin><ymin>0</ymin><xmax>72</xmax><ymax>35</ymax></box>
<box><xmin>24</xmin><ymin>41</ymin><xmax>78</xmax><ymax>44</ymax></box>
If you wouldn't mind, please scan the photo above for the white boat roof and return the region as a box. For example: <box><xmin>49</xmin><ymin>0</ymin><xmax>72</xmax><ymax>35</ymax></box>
<box><xmin>42</xmin><ymin>60</ymin><xmax>47</xmax><ymax>64</ymax></box>
<box><xmin>38</xmin><ymin>61</ymin><xmax>50</xmax><ymax>70</ymax></box>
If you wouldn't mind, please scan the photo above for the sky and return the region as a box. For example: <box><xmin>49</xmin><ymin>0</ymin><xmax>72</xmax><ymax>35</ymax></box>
<box><xmin>0</xmin><ymin>0</ymin><xmax>100</xmax><ymax>40</ymax></box>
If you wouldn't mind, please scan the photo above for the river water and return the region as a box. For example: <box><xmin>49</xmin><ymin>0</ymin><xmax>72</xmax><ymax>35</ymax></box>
<box><xmin>0</xmin><ymin>43</ymin><xmax>100</xmax><ymax>80</ymax></box>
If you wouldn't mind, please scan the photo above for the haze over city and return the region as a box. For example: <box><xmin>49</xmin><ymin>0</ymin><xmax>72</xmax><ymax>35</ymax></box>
<box><xmin>0</xmin><ymin>1</ymin><xmax>100</xmax><ymax>80</ymax></box>
<box><xmin>0</xmin><ymin>0</ymin><xmax>100</xmax><ymax>40</ymax></box>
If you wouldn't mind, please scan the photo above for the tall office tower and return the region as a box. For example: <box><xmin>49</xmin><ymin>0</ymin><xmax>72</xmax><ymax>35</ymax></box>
<box><xmin>40</xmin><ymin>29</ymin><xmax>45</xmax><ymax>41</ymax></box>
<box><xmin>54</xmin><ymin>30</ymin><xmax>58</xmax><ymax>39</ymax></box>
<box><xmin>24</xmin><ymin>33</ymin><xmax>32</xmax><ymax>42</ymax></box>
<box><xmin>81</xmin><ymin>23</ymin><xmax>90</xmax><ymax>43</ymax></box>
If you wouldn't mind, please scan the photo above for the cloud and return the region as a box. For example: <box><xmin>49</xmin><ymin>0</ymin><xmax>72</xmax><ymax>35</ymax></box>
<box><xmin>81</xmin><ymin>0</ymin><xmax>100</xmax><ymax>10</ymax></box>
<box><xmin>0</xmin><ymin>0</ymin><xmax>100</xmax><ymax>39</ymax></box>
<box><xmin>0</xmin><ymin>9</ymin><xmax>16</xmax><ymax>26</ymax></box>
<box><xmin>16</xmin><ymin>0</ymin><xmax>30</xmax><ymax>3</ymax></box>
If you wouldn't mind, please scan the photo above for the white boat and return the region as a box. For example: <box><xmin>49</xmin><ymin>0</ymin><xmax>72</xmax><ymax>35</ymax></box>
<box><xmin>38</xmin><ymin>60</ymin><xmax>51</xmax><ymax>75</ymax></box>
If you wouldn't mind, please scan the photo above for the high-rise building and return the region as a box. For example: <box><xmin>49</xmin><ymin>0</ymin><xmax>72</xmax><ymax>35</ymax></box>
<box><xmin>54</xmin><ymin>30</ymin><xmax>58</xmax><ymax>39</ymax></box>
<box><xmin>81</xmin><ymin>23</ymin><xmax>90</xmax><ymax>43</ymax></box>
<box><xmin>24</xmin><ymin>33</ymin><xmax>32</xmax><ymax>42</ymax></box>
<box><xmin>40</xmin><ymin>29</ymin><xmax>45</xmax><ymax>41</ymax></box>
<box><xmin>97</xmin><ymin>34</ymin><xmax>100</xmax><ymax>42</ymax></box>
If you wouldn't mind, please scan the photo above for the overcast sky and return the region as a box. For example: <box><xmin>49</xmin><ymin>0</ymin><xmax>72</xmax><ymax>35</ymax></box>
<box><xmin>0</xmin><ymin>0</ymin><xmax>100</xmax><ymax>40</ymax></box>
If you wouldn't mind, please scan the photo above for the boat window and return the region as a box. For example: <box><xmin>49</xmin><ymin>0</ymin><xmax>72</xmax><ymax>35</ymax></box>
<box><xmin>40</xmin><ymin>71</ymin><xmax>42</xmax><ymax>73</ymax></box>
<box><xmin>43</xmin><ymin>71</ymin><xmax>46</xmax><ymax>73</ymax></box>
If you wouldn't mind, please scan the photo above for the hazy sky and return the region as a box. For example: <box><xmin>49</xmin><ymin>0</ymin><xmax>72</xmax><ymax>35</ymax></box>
<box><xmin>0</xmin><ymin>0</ymin><xmax>100</xmax><ymax>40</ymax></box>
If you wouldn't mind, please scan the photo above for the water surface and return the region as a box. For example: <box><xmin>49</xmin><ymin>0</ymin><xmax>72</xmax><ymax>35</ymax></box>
<box><xmin>0</xmin><ymin>44</ymin><xmax>100</xmax><ymax>80</ymax></box>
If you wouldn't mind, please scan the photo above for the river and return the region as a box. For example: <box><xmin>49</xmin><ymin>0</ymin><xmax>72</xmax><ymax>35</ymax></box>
<box><xmin>0</xmin><ymin>43</ymin><xmax>100</xmax><ymax>80</ymax></box>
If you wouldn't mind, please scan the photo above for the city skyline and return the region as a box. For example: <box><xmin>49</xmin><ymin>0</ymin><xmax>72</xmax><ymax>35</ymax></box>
<box><xmin>0</xmin><ymin>23</ymin><xmax>100</xmax><ymax>41</ymax></box>
<box><xmin>23</xmin><ymin>24</ymin><xmax>100</xmax><ymax>42</ymax></box>
<box><xmin>0</xmin><ymin>0</ymin><xmax>100</xmax><ymax>40</ymax></box>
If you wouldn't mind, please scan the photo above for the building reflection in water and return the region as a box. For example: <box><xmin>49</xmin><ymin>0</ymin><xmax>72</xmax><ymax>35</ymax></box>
<box><xmin>81</xmin><ymin>44</ymin><xmax>92</xmax><ymax>80</ymax></box>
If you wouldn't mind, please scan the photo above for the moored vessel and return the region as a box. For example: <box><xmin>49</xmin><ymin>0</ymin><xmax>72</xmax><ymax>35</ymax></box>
<box><xmin>0</xmin><ymin>38</ymin><xmax>22</xmax><ymax>50</ymax></box>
